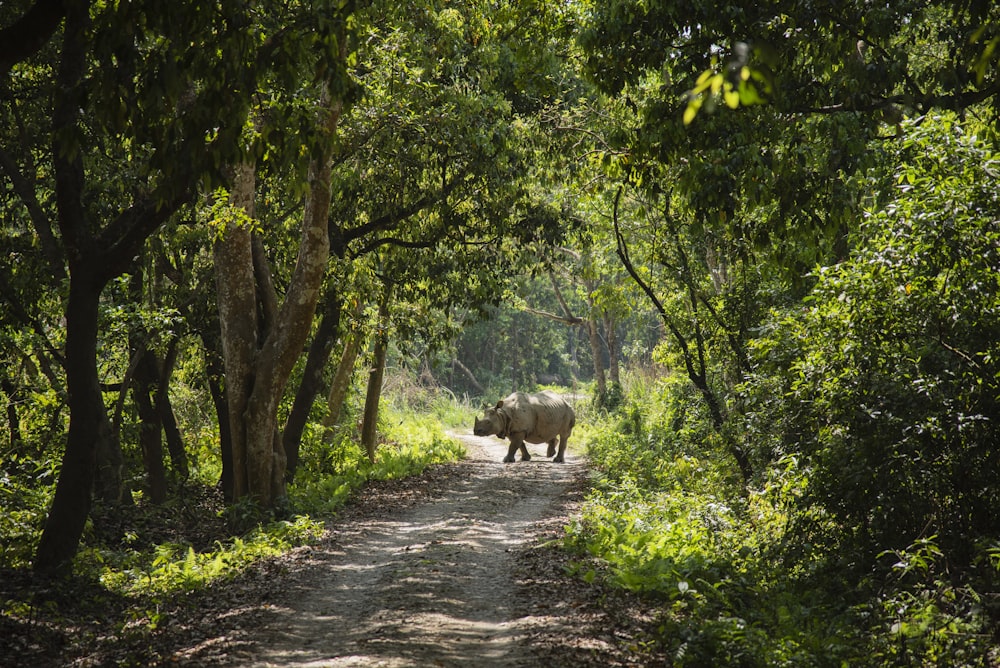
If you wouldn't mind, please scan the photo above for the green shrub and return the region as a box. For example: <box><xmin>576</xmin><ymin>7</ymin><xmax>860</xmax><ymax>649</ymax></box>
<box><xmin>91</xmin><ymin>515</ymin><xmax>325</xmax><ymax>598</ymax></box>
<box><xmin>0</xmin><ymin>455</ymin><xmax>57</xmax><ymax>569</ymax></box>
<box><xmin>756</xmin><ymin>117</ymin><xmax>1000</xmax><ymax>581</ymax></box>
<box><xmin>586</xmin><ymin>372</ymin><xmax>735</xmax><ymax>494</ymax></box>
<box><xmin>572</xmin><ymin>400</ymin><xmax>878</xmax><ymax>666</ymax></box>
<box><xmin>572</xmin><ymin>116</ymin><xmax>1000</xmax><ymax>666</ymax></box>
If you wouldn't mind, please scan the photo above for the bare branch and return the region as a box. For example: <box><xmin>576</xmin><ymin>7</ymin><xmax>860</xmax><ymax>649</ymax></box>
<box><xmin>548</xmin><ymin>270</ymin><xmax>580</xmax><ymax>322</ymax></box>
<box><xmin>521</xmin><ymin>305</ymin><xmax>583</xmax><ymax>326</ymax></box>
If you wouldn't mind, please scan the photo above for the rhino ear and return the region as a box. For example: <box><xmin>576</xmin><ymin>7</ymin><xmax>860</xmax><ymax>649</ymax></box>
<box><xmin>494</xmin><ymin>400</ymin><xmax>504</xmax><ymax>409</ymax></box>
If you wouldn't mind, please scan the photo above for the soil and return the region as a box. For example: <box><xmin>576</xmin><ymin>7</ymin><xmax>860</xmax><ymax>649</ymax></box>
<box><xmin>2</xmin><ymin>434</ymin><xmax>667</xmax><ymax>667</ymax></box>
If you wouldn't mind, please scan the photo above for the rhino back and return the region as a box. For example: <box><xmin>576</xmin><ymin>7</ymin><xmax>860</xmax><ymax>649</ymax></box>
<box><xmin>504</xmin><ymin>391</ymin><xmax>573</xmax><ymax>439</ymax></box>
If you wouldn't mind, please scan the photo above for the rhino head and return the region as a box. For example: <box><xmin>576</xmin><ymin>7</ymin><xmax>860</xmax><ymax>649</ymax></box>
<box><xmin>473</xmin><ymin>401</ymin><xmax>505</xmax><ymax>437</ymax></box>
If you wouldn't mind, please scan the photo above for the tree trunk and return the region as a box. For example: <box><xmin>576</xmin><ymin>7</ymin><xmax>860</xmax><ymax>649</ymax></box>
<box><xmin>612</xmin><ymin>187</ymin><xmax>753</xmax><ymax>483</ymax></box>
<box><xmin>2</xmin><ymin>375</ymin><xmax>23</xmax><ymax>453</ymax></box>
<box><xmin>322</xmin><ymin>318</ymin><xmax>365</xmax><ymax>438</ymax></box>
<box><xmin>580</xmin><ymin>277</ymin><xmax>609</xmax><ymax>404</ymax></box>
<box><xmin>511</xmin><ymin>324</ymin><xmax>520</xmax><ymax>393</ymax></box>
<box><xmin>202</xmin><ymin>332</ymin><xmax>234</xmax><ymax>500</ymax></box>
<box><xmin>99</xmin><ymin>327</ymin><xmax>138</xmax><ymax>507</ymax></box>
<box><xmin>216</xmin><ymin>82</ymin><xmax>343</xmax><ymax>506</ymax></box>
<box><xmin>34</xmin><ymin>7</ymin><xmax>116</xmax><ymax>573</ymax></box>
<box><xmin>603</xmin><ymin>311</ymin><xmax>621</xmax><ymax>387</ymax></box>
<box><xmin>452</xmin><ymin>358</ymin><xmax>484</xmax><ymax>395</ymax></box>
<box><xmin>282</xmin><ymin>288</ymin><xmax>343</xmax><ymax>482</ymax></box>
<box><xmin>157</xmin><ymin>389</ymin><xmax>186</xmax><ymax>478</ymax></box>
<box><xmin>133</xmin><ymin>348</ymin><xmax>168</xmax><ymax>504</ymax></box>
<box><xmin>361</xmin><ymin>285</ymin><xmax>391</xmax><ymax>462</ymax></box>
<box><xmin>156</xmin><ymin>341</ymin><xmax>188</xmax><ymax>480</ymax></box>
<box><xmin>92</xmin><ymin>412</ymin><xmax>128</xmax><ymax>506</ymax></box>
<box><xmin>213</xmin><ymin>161</ymin><xmax>258</xmax><ymax>503</ymax></box>
<box><xmin>586</xmin><ymin>316</ymin><xmax>608</xmax><ymax>401</ymax></box>
<box><xmin>128</xmin><ymin>267</ymin><xmax>168</xmax><ymax>503</ymax></box>
<box><xmin>34</xmin><ymin>275</ymin><xmax>105</xmax><ymax>575</ymax></box>
<box><xmin>32</xmin><ymin>0</ymin><xmax>257</xmax><ymax>573</ymax></box>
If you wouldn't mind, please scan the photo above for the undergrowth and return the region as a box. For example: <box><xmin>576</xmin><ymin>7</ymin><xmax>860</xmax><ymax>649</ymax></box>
<box><xmin>288</xmin><ymin>400</ymin><xmax>466</xmax><ymax>517</ymax></box>
<box><xmin>565</xmin><ymin>370</ymin><xmax>1000</xmax><ymax>667</ymax></box>
<box><xmin>2</xmin><ymin>386</ymin><xmax>466</xmax><ymax>628</ymax></box>
<box><xmin>91</xmin><ymin>410</ymin><xmax>463</xmax><ymax>600</ymax></box>
<box><xmin>87</xmin><ymin>515</ymin><xmax>324</xmax><ymax>600</ymax></box>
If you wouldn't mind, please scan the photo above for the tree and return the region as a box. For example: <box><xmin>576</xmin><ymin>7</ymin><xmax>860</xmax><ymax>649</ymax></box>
<box><xmin>214</xmin><ymin>61</ymin><xmax>352</xmax><ymax>507</ymax></box>
<box><xmin>759</xmin><ymin>116</ymin><xmax>1000</xmax><ymax>564</ymax></box>
<box><xmin>359</xmin><ymin>278</ymin><xmax>392</xmax><ymax>461</ymax></box>
<box><xmin>0</xmin><ymin>0</ymin><xmax>64</xmax><ymax>77</ymax></box>
<box><xmin>610</xmin><ymin>185</ymin><xmax>755</xmax><ymax>480</ymax></box>
<box><xmin>575</xmin><ymin>2</ymin><xmax>1000</xmax><ymax>282</ymax></box>
<box><xmin>579</xmin><ymin>1</ymin><xmax>1000</xmax><ymax>118</ymax></box>
<box><xmin>0</xmin><ymin>0</ymin><xmax>364</xmax><ymax>573</ymax></box>
<box><xmin>277</xmin><ymin>0</ymin><xmax>583</xmax><ymax>464</ymax></box>
<box><xmin>10</xmin><ymin>0</ymin><xmax>270</xmax><ymax>575</ymax></box>
<box><xmin>281</xmin><ymin>284</ymin><xmax>344</xmax><ymax>482</ymax></box>
<box><xmin>319</xmin><ymin>300</ymin><xmax>367</xmax><ymax>438</ymax></box>
<box><xmin>562</xmin><ymin>2</ymin><xmax>997</xmax><ymax>485</ymax></box>
<box><xmin>519</xmin><ymin>257</ymin><xmax>622</xmax><ymax>404</ymax></box>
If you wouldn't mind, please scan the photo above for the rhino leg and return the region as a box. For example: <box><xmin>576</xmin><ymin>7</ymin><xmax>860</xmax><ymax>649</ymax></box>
<box><xmin>503</xmin><ymin>436</ymin><xmax>521</xmax><ymax>463</ymax></box>
<box><xmin>553</xmin><ymin>435</ymin><xmax>567</xmax><ymax>463</ymax></box>
<box><xmin>503</xmin><ymin>434</ymin><xmax>530</xmax><ymax>463</ymax></box>
<box><xmin>546</xmin><ymin>439</ymin><xmax>557</xmax><ymax>458</ymax></box>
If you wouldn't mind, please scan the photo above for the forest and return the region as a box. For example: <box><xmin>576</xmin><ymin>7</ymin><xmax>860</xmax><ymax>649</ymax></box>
<box><xmin>2</xmin><ymin>0</ymin><xmax>1000</xmax><ymax>665</ymax></box>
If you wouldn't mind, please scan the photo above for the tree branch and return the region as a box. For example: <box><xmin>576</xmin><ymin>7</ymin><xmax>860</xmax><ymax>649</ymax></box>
<box><xmin>0</xmin><ymin>265</ymin><xmax>65</xmax><ymax>369</ymax></box>
<box><xmin>339</xmin><ymin>167</ymin><xmax>473</xmax><ymax>252</ymax></box>
<box><xmin>452</xmin><ymin>358</ymin><xmax>484</xmax><ymax>394</ymax></box>
<box><xmin>612</xmin><ymin>188</ymin><xmax>672</xmax><ymax>333</ymax></box>
<box><xmin>697</xmin><ymin>293</ymin><xmax>749</xmax><ymax>373</ymax></box>
<box><xmin>0</xmin><ymin>0</ymin><xmax>66</xmax><ymax>75</ymax></box>
<box><xmin>0</xmin><ymin>145</ymin><xmax>64</xmax><ymax>278</ymax></box>
<box><xmin>349</xmin><ymin>235</ymin><xmax>440</xmax><ymax>258</ymax></box>
<box><xmin>252</xmin><ymin>232</ymin><xmax>280</xmax><ymax>337</ymax></box>
<box><xmin>548</xmin><ymin>270</ymin><xmax>580</xmax><ymax>322</ymax></box>
<box><xmin>521</xmin><ymin>305</ymin><xmax>584</xmax><ymax>326</ymax></box>
<box><xmin>95</xmin><ymin>197</ymin><xmax>183</xmax><ymax>282</ymax></box>
<box><xmin>788</xmin><ymin>80</ymin><xmax>1000</xmax><ymax>115</ymax></box>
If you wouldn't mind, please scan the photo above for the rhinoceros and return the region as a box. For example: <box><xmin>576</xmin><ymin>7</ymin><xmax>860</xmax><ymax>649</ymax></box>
<box><xmin>473</xmin><ymin>390</ymin><xmax>575</xmax><ymax>463</ymax></box>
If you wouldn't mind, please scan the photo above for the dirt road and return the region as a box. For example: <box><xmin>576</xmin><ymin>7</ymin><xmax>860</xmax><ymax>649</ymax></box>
<box><xmin>216</xmin><ymin>434</ymin><xmax>602</xmax><ymax>667</ymax></box>
<box><xmin>2</xmin><ymin>431</ymin><xmax>663</xmax><ymax>667</ymax></box>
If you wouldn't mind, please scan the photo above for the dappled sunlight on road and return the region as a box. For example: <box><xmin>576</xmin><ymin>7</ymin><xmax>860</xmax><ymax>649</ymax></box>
<box><xmin>237</xmin><ymin>434</ymin><xmax>586</xmax><ymax>668</ymax></box>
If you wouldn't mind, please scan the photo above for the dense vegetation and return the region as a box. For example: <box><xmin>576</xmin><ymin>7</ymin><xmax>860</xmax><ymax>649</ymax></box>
<box><xmin>572</xmin><ymin>122</ymin><xmax>1000</xmax><ymax>660</ymax></box>
<box><xmin>2</xmin><ymin>0</ymin><xmax>1000</xmax><ymax>664</ymax></box>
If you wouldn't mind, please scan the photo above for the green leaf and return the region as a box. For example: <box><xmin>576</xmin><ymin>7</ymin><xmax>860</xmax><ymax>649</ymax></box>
<box><xmin>683</xmin><ymin>96</ymin><xmax>703</xmax><ymax>125</ymax></box>
<box><xmin>723</xmin><ymin>87</ymin><xmax>740</xmax><ymax>109</ymax></box>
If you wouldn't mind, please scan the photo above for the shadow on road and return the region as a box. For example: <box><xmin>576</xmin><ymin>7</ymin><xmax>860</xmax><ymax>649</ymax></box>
<box><xmin>232</xmin><ymin>434</ymin><xmax>586</xmax><ymax>668</ymax></box>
